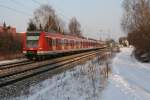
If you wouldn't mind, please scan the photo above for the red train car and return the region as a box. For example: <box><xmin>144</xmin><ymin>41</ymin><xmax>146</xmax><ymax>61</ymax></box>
<box><xmin>23</xmin><ymin>31</ymin><xmax>103</xmax><ymax>60</ymax></box>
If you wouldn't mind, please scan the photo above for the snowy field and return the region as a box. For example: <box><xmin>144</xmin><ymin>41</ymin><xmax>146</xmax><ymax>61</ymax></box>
<box><xmin>13</xmin><ymin>47</ymin><xmax>150</xmax><ymax>100</ymax></box>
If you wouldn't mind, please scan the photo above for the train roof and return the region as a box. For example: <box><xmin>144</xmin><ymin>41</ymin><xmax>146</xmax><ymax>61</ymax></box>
<box><xmin>26</xmin><ymin>31</ymin><xmax>99</xmax><ymax>42</ymax></box>
<box><xmin>46</xmin><ymin>32</ymin><xmax>81</xmax><ymax>40</ymax></box>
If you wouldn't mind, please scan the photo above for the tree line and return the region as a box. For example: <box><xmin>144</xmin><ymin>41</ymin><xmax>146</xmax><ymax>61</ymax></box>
<box><xmin>0</xmin><ymin>22</ymin><xmax>22</xmax><ymax>55</ymax></box>
<box><xmin>0</xmin><ymin>4</ymin><xmax>82</xmax><ymax>56</ymax></box>
<box><xmin>27</xmin><ymin>4</ymin><xmax>82</xmax><ymax>37</ymax></box>
<box><xmin>121</xmin><ymin>0</ymin><xmax>150</xmax><ymax>62</ymax></box>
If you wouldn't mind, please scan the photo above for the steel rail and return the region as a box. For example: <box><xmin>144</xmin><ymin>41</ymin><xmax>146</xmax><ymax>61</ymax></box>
<box><xmin>0</xmin><ymin>50</ymin><xmax>103</xmax><ymax>87</ymax></box>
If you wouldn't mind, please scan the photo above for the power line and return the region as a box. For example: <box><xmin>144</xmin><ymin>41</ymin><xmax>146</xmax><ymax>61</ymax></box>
<box><xmin>10</xmin><ymin>0</ymin><xmax>31</xmax><ymax>10</ymax></box>
<box><xmin>46</xmin><ymin>0</ymin><xmax>49</xmax><ymax>4</ymax></box>
<box><xmin>56</xmin><ymin>9</ymin><xmax>71</xmax><ymax>21</ymax></box>
<box><xmin>32</xmin><ymin>0</ymin><xmax>41</xmax><ymax>5</ymax></box>
<box><xmin>32</xmin><ymin>0</ymin><xmax>71</xmax><ymax>22</ymax></box>
<box><xmin>0</xmin><ymin>4</ymin><xmax>31</xmax><ymax>16</ymax></box>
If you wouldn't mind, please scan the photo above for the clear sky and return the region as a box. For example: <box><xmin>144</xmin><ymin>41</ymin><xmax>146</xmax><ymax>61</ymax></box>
<box><xmin>0</xmin><ymin>0</ymin><xmax>125</xmax><ymax>40</ymax></box>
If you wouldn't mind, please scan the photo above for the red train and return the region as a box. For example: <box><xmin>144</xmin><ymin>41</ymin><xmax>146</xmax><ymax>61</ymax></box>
<box><xmin>23</xmin><ymin>31</ymin><xmax>104</xmax><ymax>60</ymax></box>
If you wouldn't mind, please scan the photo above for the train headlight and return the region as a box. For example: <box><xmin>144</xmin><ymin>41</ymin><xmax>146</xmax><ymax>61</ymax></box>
<box><xmin>39</xmin><ymin>48</ymin><xmax>43</xmax><ymax>50</ymax></box>
<box><xmin>23</xmin><ymin>51</ymin><xmax>27</xmax><ymax>53</ymax></box>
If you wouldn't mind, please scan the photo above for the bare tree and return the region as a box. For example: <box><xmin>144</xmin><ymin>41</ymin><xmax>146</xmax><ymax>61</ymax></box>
<box><xmin>68</xmin><ymin>17</ymin><xmax>82</xmax><ymax>37</ymax></box>
<box><xmin>27</xmin><ymin>20</ymin><xmax>37</xmax><ymax>31</ymax></box>
<box><xmin>27</xmin><ymin>4</ymin><xmax>65</xmax><ymax>33</ymax></box>
<box><xmin>121</xmin><ymin>0</ymin><xmax>150</xmax><ymax>52</ymax></box>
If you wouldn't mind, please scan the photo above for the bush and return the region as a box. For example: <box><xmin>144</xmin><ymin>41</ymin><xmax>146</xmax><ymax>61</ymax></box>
<box><xmin>0</xmin><ymin>32</ymin><xmax>22</xmax><ymax>55</ymax></box>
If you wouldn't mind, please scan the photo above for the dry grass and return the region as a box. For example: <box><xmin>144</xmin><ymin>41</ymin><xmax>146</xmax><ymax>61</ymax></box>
<box><xmin>0</xmin><ymin>52</ymin><xmax>24</xmax><ymax>61</ymax></box>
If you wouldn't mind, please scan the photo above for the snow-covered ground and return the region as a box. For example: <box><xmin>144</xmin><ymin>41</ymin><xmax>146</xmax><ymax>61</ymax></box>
<box><xmin>101</xmin><ymin>48</ymin><xmax>150</xmax><ymax>100</ymax></box>
<box><xmin>13</xmin><ymin>47</ymin><xmax>150</xmax><ymax>100</ymax></box>
<box><xmin>14</xmin><ymin>58</ymin><xmax>107</xmax><ymax>100</ymax></box>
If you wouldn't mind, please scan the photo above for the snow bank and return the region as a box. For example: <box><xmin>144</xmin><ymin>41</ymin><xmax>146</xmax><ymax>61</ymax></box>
<box><xmin>14</xmin><ymin>58</ymin><xmax>109</xmax><ymax>100</ymax></box>
<box><xmin>101</xmin><ymin>47</ymin><xmax>150</xmax><ymax>100</ymax></box>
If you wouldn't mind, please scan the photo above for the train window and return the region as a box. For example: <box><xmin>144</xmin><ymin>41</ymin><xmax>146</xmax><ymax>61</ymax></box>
<box><xmin>58</xmin><ymin>39</ymin><xmax>61</xmax><ymax>45</ymax></box>
<box><xmin>64</xmin><ymin>39</ymin><xmax>67</xmax><ymax>45</ymax></box>
<box><xmin>46</xmin><ymin>38</ymin><xmax>51</xmax><ymax>46</ymax></box>
<box><xmin>27</xmin><ymin>36</ymin><xmax>39</xmax><ymax>40</ymax></box>
<box><xmin>67</xmin><ymin>40</ymin><xmax>70</xmax><ymax>45</ymax></box>
<box><xmin>26</xmin><ymin>36</ymin><xmax>39</xmax><ymax>48</ymax></box>
<box><xmin>26</xmin><ymin>40</ymin><xmax>38</xmax><ymax>48</ymax></box>
<box><xmin>70</xmin><ymin>40</ymin><xmax>72</xmax><ymax>46</ymax></box>
<box><xmin>64</xmin><ymin>39</ymin><xmax>65</xmax><ymax>45</ymax></box>
<box><xmin>56</xmin><ymin>39</ymin><xmax>61</xmax><ymax>45</ymax></box>
<box><xmin>59</xmin><ymin>40</ymin><xmax>61</xmax><ymax>45</ymax></box>
<box><xmin>69</xmin><ymin>41</ymin><xmax>71</xmax><ymax>45</ymax></box>
<box><xmin>56</xmin><ymin>39</ymin><xmax>58</xmax><ymax>45</ymax></box>
<box><xmin>26</xmin><ymin>32</ymin><xmax>40</xmax><ymax>36</ymax></box>
<box><xmin>76</xmin><ymin>41</ymin><xmax>78</xmax><ymax>45</ymax></box>
<box><xmin>52</xmin><ymin>39</ymin><xmax>56</xmax><ymax>45</ymax></box>
<box><xmin>71</xmin><ymin>40</ymin><xmax>74</xmax><ymax>46</ymax></box>
<box><xmin>49</xmin><ymin>38</ymin><xmax>52</xmax><ymax>46</ymax></box>
<box><xmin>61</xmin><ymin>39</ymin><xmax>64</xmax><ymax>45</ymax></box>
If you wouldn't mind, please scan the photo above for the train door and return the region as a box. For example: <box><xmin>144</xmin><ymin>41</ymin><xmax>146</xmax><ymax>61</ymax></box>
<box><xmin>79</xmin><ymin>40</ymin><xmax>82</xmax><ymax>48</ymax></box>
<box><xmin>46</xmin><ymin>37</ymin><xmax>52</xmax><ymax>50</ymax></box>
<box><xmin>74</xmin><ymin>40</ymin><xmax>76</xmax><ymax>49</ymax></box>
<box><xmin>77</xmin><ymin>40</ymin><xmax>80</xmax><ymax>49</ymax></box>
<box><xmin>77</xmin><ymin>40</ymin><xmax>79</xmax><ymax>49</ymax></box>
<box><xmin>89</xmin><ymin>41</ymin><xmax>91</xmax><ymax>48</ymax></box>
<box><xmin>52</xmin><ymin>38</ymin><xmax>56</xmax><ymax>51</ymax></box>
<box><xmin>86</xmin><ymin>41</ymin><xmax>88</xmax><ymax>48</ymax></box>
<box><xmin>83</xmin><ymin>40</ymin><xmax>85</xmax><ymax>48</ymax></box>
<box><xmin>61</xmin><ymin>39</ymin><xmax>64</xmax><ymax>50</ymax></box>
<box><xmin>68</xmin><ymin>40</ymin><xmax>71</xmax><ymax>50</ymax></box>
<box><xmin>88</xmin><ymin>41</ymin><xmax>90</xmax><ymax>48</ymax></box>
<box><xmin>49</xmin><ymin>38</ymin><xmax>53</xmax><ymax>50</ymax></box>
<box><xmin>85</xmin><ymin>41</ymin><xmax>87</xmax><ymax>48</ymax></box>
<box><xmin>76</xmin><ymin>40</ymin><xmax>78</xmax><ymax>49</ymax></box>
<box><xmin>64</xmin><ymin>39</ymin><xmax>68</xmax><ymax>50</ymax></box>
<box><xmin>71</xmin><ymin>40</ymin><xmax>74</xmax><ymax>49</ymax></box>
<box><xmin>72</xmin><ymin>40</ymin><xmax>75</xmax><ymax>49</ymax></box>
<box><xmin>81</xmin><ymin>40</ymin><xmax>83</xmax><ymax>48</ymax></box>
<box><xmin>56</xmin><ymin>38</ymin><xmax>61</xmax><ymax>50</ymax></box>
<box><xmin>70</xmin><ymin>40</ymin><xmax>72</xmax><ymax>49</ymax></box>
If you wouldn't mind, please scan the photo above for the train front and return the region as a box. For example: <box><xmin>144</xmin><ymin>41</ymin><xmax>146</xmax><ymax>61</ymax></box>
<box><xmin>23</xmin><ymin>32</ymin><xmax>43</xmax><ymax>60</ymax></box>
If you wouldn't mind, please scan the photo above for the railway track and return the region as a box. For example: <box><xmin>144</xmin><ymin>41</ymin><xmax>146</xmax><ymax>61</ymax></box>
<box><xmin>0</xmin><ymin>60</ymin><xmax>34</xmax><ymax>70</ymax></box>
<box><xmin>0</xmin><ymin>59</ymin><xmax>29</xmax><ymax>66</ymax></box>
<box><xmin>0</xmin><ymin>49</ymin><xmax>107</xmax><ymax>88</ymax></box>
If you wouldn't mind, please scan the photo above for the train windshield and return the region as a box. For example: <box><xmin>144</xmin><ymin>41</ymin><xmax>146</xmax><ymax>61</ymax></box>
<box><xmin>26</xmin><ymin>32</ymin><xmax>40</xmax><ymax>48</ymax></box>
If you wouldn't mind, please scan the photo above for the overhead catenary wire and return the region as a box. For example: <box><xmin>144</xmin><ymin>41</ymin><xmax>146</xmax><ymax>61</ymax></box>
<box><xmin>10</xmin><ymin>0</ymin><xmax>32</xmax><ymax>11</ymax></box>
<box><xmin>32</xmin><ymin>0</ymin><xmax>71</xmax><ymax>21</ymax></box>
<box><xmin>46</xmin><ymin>0</ymin><xmax>49</xmax><ymax>4</ymax></box>
<box><xmin>32</xmin><ymin>0</ymin><xmax>41</xmax><ymax>5</ymax></box>
<box><xmin>1</xmin><ymin>0</ymin><xmax>71</xmax><ymax>23</ymax></box>
<box><xmin>0</xmin><ymin>4</ymin><xmax>31</xmax><ymax>16</ymax></box>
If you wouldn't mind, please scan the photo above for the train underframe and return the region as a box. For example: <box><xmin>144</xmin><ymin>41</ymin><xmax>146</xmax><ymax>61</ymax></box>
<box><xmin>25</xmin><ymin>48</ymin><xmax>101</xmax><ymax>61</ymax></box>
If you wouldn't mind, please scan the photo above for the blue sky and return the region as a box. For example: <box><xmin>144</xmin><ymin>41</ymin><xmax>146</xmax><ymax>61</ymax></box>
<box><xmin>0</xmin><ymin>0</ymin><xmax>125</xmax><ymax>40</ymax></box>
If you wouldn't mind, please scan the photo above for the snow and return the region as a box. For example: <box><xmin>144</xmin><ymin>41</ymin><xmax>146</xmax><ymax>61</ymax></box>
<box><xmin>101</xmin><ymin>47</ymin><xmax>150</xmax><ymax>100</ymax></box>
<box><xmin>13</xmin><ymin>47</ymin><xmax>150</xmax><ymax>100</ymax></box>
<box><xmin>14</xmin><ymin>58</ymin><xmax>107</xmax><ymax>100</ymax></box>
